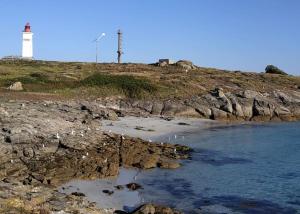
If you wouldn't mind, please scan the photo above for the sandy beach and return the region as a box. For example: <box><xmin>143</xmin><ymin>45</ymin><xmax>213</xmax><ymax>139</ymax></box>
<box><xmin>101</xmin><ymin>116</ymin><xmax>217</xmax><ymax>141</ymax></box>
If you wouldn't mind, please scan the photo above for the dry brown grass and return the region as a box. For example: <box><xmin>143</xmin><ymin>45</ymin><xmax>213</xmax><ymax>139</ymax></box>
<box><xmin>0</xmin><ymin>60</ymin><xmax>299</xmax><ymax>101</ymax></box>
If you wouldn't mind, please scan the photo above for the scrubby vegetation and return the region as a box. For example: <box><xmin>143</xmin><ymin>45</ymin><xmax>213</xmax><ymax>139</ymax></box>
<box><xmin>0</xmin><ymin>60</ymin><xmax>299</xmax><ymax>100</ymax></box>
<box><xmin>80</xmin><ymin>73</ymin><xmax>156</xmax><ymax>98</ymax></box>
<box><xmin>265</xmin><ymin>65</ymin><xmax>287</xmax><ymax>75</ymax></box>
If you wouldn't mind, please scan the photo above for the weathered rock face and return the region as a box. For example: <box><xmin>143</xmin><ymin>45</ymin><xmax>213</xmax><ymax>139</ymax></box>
<box><xmin>118</xmin><ymin>88</ymin><xmax>300</xmax><ymax>122</ymax></box>
<box><xmin>7</xmin><ymin>81</ymin><xmax>23</xmax><ymax>91</ymax></box>
<box><xmin>0</xmin><ymin>100</ymin><xmax>191</xmax><ymax>213</ymax></box>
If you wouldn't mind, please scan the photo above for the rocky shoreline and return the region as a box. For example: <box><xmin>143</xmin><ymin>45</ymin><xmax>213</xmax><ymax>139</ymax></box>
<box><xmin>0</xmin><ymin>99</ymin><xmax>190</xmax><ymax>213</ymax></box>
<box><xmin>1</xmin><ymin>85</ymin><xmax>300</xmax><ymax>213</ymax></box>
<box><xmin>116</xmin><ymin>88</ymin><xmax>300</xmax><ymax>122</ymax></box>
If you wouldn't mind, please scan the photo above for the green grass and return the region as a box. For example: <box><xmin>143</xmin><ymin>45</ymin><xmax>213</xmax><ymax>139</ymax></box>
<box><xmin>80</xmin><ymin>73</ymin><xmax>156</xmax><ymax>98</ymax></box>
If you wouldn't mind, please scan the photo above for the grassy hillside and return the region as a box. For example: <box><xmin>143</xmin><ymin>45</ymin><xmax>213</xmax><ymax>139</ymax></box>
<box><xmin>0</xmin><ymin>60</ymin><xmax>299</xmax><ymax>100</ymax></box>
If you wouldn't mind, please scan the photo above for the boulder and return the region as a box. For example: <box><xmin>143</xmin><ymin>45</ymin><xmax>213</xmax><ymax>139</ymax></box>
<box><xmin>274</xmin><ymin>91</ymin><xmax>300</xmax><ymax>104</ymax></box>
<box><xmin>157</xmin><ymin>160</ymin><xmax>181</xmax><ymax>169</ymax></box>
<box><xmin>240</xmin><ymin>90</ymin><xmax>261</xmax><ymax>99</ymax></box>
<box><xmin>140</xmin><ymin>154</ymin><xmax>160</xmax><ymax>169</ymax></box>
<box><xmin>137</xmin><ymin>101</ymin><xmax>153</xmax><ymax>113</ymax></box>
<box><xmin>253</xmin><ymin>98</ymin><xmax>275</xmax><ymax>118</ymax></box>
<box><xmin>214</xmin><ymin>87</ymin><xmax>225</xmax><ymax>98</ymax></box>
<box><xmin>195</xmin><ymin>105</ymin><xmax>212</xmax><ymax>118</ymax></box>
<box><xmin>241</xmin><ymin>104</ymin><xmax>253</xmax><ymax>119</ymax></box>
<box><xmin>8</xmin><ymin>82</ymin><xmax>23</xmax><ymax>91</ymax></box>
<box><xmin>151</xmin><ymin>102</ymin><xmax>164</xmax><ymax>115</ymax></box>
<box><xmin>162</xmin><ymin>102</ymin><xmax>198</xmax><ymax>117</ymax></box>
<box><xmin>176</xmin><ymin>60</ymin><xmax>196</xmax><ymax>70</ymax></box>
<box><xmin>158</xmin><ymin>61</ymin><xmax>168</xmax><ymax>67</ymax></box>
<box><xmin>274</xmin><ymin>106</ymin><xmax>291</xmax><ymax>116</ymax></box>
<box><xmin>126</xmin><ymin>183</ymin><xmax>143</xmax><ymax>191</ymax></box>
<box><xmin>132</xmin><ymin>204</ymin><xmax>183</xmax><ymax>214</ymax></box>
<box><xmin>106</xmin><ymin>110</ymin><xmax>119</xmax><ymax>121</ymax></box>
<box><xmin>228</xmin><ymin>95</ymin><xmax>244</xmax><ymax>117</ymax></box>
<box><xmin>211</xmin><ymin>108</ymin><xmax>228</xmax><ymax>120</ymax></box>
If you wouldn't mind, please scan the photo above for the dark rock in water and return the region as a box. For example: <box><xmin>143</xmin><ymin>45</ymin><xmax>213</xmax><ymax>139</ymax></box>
<box><xmin>177</xmin><ymin>122</ymin><xmax>190</xmax><ymax>126</ymax></box>
<box><xmin>115</xmin><ymin>185</ymin><xmax>124</xmax><ymax>190</ymax></box>
<box><xmin>126</xmin><ymin>183</ymin><xmax>143</xmax><ymax>191</ymax></box>
<box><xmin>71</xmin><ymin>192</ymin><xmax>86</xmax><ymax>197</ymax></box>
<box><xmin>157</xmin><ymin>159</ymin><xmax>181</xmax><ymax>169</ymax></box>
<box><xmin>131</xmin><ymin>203</ymin><xmax>183</xmax><ymax>214</ymax></box>
<box><xmin>103</xmin><ymin>189</ymin><xmax>114</xmax><ymax>195</ymax></box>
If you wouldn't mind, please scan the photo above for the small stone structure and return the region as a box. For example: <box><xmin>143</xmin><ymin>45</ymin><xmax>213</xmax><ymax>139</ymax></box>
<box><xmin>158</xmin><ymin>59</ymin><xmax>175</xmax><ymax>67</ymax></box>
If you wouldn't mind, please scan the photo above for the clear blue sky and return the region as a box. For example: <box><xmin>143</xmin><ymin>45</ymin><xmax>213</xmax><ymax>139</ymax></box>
<box><xmin>0</xmin><ymin>0</ymin><xmax>299</xmax><ymax>75</ymax></box>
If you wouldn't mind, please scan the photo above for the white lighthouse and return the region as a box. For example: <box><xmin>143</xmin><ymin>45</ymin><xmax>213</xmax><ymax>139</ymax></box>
<box><xmin>22</xmin><ymin>23</ymin><xmax>33</xmax><ymax>59</ymax></box>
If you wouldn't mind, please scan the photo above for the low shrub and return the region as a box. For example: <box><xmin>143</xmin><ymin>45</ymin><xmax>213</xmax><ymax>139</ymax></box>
<box><xmin>265</xmin><ymin>65</ymin><xmax>287</xmax><ymax>75</ymax></box>
<box><xmin>80</xmin><ymin>73</ymin><xmax>157</xmax><ymax>98</ymax></box>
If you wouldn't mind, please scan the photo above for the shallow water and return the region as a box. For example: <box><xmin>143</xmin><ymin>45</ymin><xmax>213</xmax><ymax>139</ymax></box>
<box><xmin>61</xmin><ymin>122</ymin><xmax>300</xmax><ymax>213</ymax></box>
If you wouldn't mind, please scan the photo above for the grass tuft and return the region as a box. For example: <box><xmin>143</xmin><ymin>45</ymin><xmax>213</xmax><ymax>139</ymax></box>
<box><xmin>80</xmin><ymin>73</ymin><xmax>157</xmax><ymax>98</ymax></box>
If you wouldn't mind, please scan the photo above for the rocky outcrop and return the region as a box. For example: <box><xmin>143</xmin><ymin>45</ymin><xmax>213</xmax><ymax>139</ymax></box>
<box><xmin>0</xmin><ymin>100</ymin><xmax>191</xmax><ymax>213</ymax></box>
<box><xmin>175</xmin><ymin>60</ymin><xmax>196</xmax><ymax>70</ymax></box>
<box><xmin>117</xmin><ymin>88</ymin><xmax>300</xmax><ymax>122</ymax></box>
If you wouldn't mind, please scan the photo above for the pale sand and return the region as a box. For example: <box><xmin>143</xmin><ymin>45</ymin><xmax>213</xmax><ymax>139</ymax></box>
<box><xmin>101</xmin><ymin>116</ymin><xmax>217</xmax><ymax>141</ymax></box>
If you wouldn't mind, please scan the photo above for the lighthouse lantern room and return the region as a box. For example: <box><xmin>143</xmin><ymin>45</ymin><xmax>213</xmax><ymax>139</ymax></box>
<box><xmin>22</xmin><ymin>23</ymin><xmax>33</xmax><ymax>59</ymax></box>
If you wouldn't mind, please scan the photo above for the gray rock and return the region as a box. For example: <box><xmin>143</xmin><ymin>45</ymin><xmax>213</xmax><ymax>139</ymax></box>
<box><xmin>274</xmin><ymin>90</ymin><xmax>300</xmax><ymax>104</ymax></box>
<box><xmin>274</xmin><ymin>106</ymin><xmax>291</xmax><ymax>116</ymax></box>
<box><xmin>137</xmin><ymin>101</ymin><xmax>153</xmax><ymax>113</ymax></box>
<box><xmin>241</xmin><ymin>104</ymin><xmax>253</xmax><ymax>119</ymax></box>
<box><xmin>253</xmin><ymin>98</ymin><xmax>274</xmax><ymax>117</ymax></box>
<box><xmin>241</xmin><ymin>90</ymin><xmax>262</xmax><ymax>99</ymax></box>
<box><xmin>211</xmin><ymin>108</ymin><xmax>228</xmax><ymax>120</ymax></box>
<box><xmin>162</xmin><ymin>102</ymin><xmax>198</xmax><ymax>117</ymax></box>
<box><xmin>195</xmin><ymin>105</ymin><xmax>212</xmax><ymax>118</ymax></box>
<box><xmin>158</xmin><ymin>61</ymin><xmax>168</xmax><ymax>67</ymax></box>
<box><xmin>176</xmin><ymin>60</ymin><xmax>196</xmax><ymax>70</ymax></box>
<box><xmin>151</xmin><ymin>102</ymin><xmax>164</xmax><ymax>115</ymax></box>
<box><xmin>228</xmin><ymin>95</ymin><xmax>244</xmax><ymax>117</ymax></box>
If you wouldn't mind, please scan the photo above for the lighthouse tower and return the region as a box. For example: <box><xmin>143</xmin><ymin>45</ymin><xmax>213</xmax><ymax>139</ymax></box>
<box><xmin>22</xmin><ymin>23</ymin><xmax>33</xmax><ymax>59</ymax></box>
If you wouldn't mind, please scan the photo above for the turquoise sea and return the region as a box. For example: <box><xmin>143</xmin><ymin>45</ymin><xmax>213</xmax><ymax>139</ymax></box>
<box><xmin>61</xmin><ymin>122</ymin><xmax>300</xmax><ymax>213</ymax></box>
<box><xmin>137</xmin><ymin>122</ymin><xmax>300</xmax><ymax>213</ymax></box>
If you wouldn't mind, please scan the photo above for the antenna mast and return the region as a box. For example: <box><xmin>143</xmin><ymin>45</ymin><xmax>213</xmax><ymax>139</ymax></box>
<box><xmin>117</xmin><ymin>29</ymin><xmax>123</xmax><ymax>63</ymax></box>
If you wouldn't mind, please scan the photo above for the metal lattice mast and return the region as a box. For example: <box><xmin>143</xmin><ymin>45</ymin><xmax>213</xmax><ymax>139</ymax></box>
<box><xmin>117</xmin><ymin>30</ymin><xmax>123</xmax><ymax>63</ymax></box>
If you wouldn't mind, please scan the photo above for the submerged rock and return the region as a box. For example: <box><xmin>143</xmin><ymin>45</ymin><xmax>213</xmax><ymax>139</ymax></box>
<box><xmin>126</xmin><ymin>183</ymin><xmax>143</xmax><ymax>191</ymax></box>
<box><xmin>131</xmin><ymin>204</ymin><xmax>183</xmax><ymax>214</ymax></box>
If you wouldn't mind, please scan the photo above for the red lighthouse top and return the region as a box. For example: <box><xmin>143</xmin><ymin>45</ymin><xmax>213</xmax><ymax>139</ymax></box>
<box><xmin>24</xmin><ymin>23</ymin><xmax>31</xmax><ymax>32</ymax></box>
